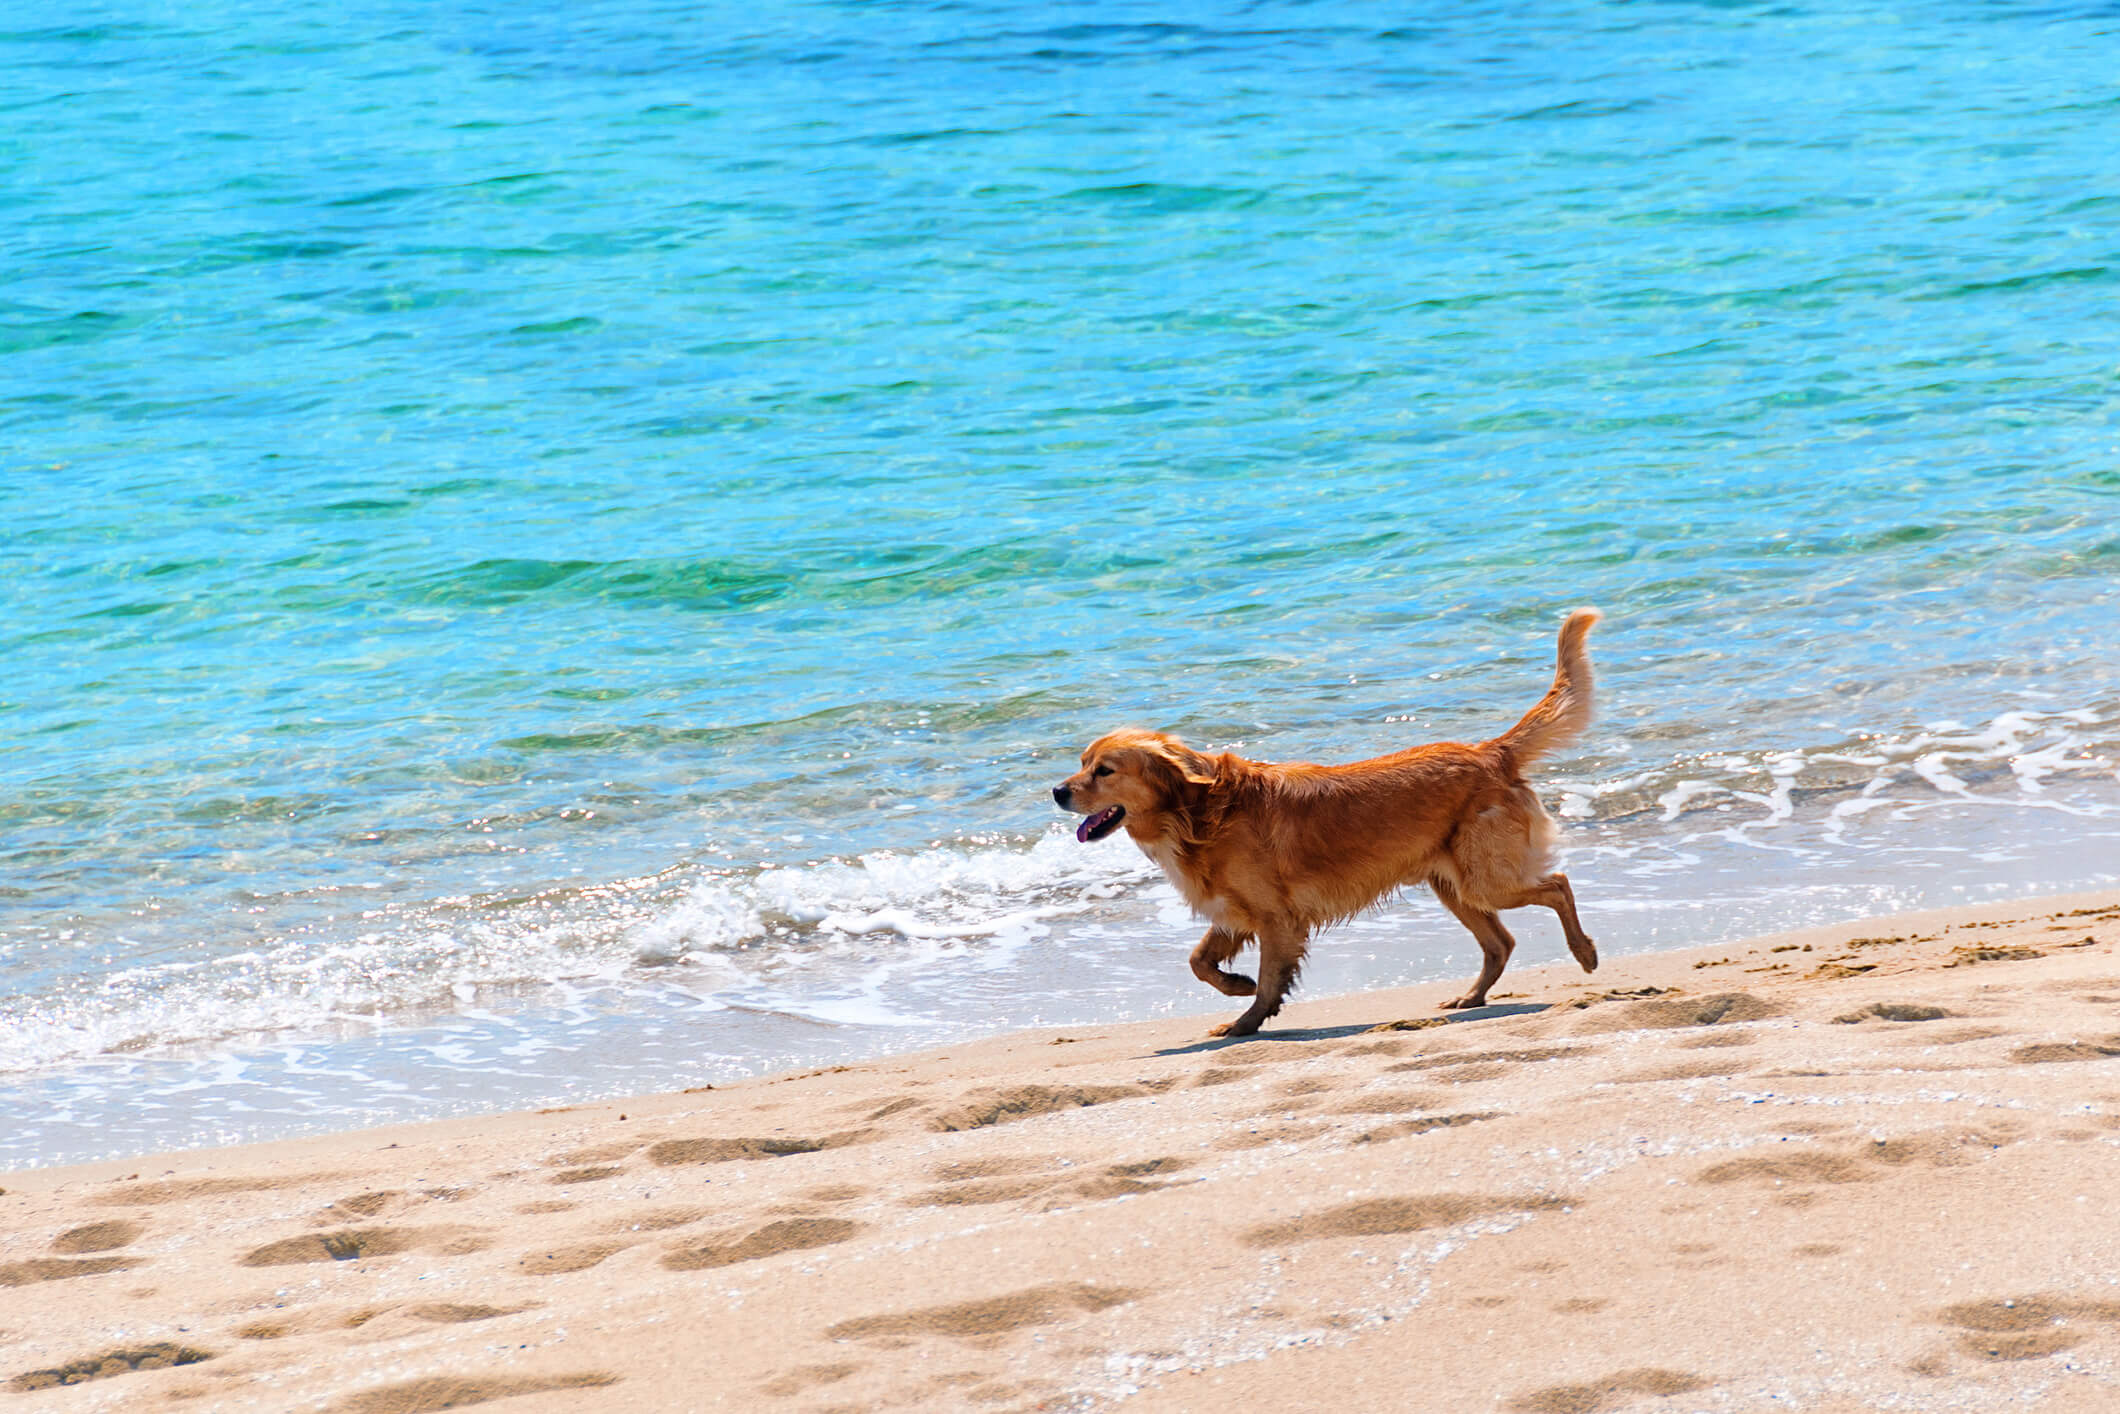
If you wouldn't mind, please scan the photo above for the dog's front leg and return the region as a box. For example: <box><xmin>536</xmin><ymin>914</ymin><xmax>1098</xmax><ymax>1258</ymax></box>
<box><xmin>1189</xmin><ymin>927</ymin><xmax>1256</xmax><ymax>997</ymax></box>
<box><xmin>1207</xmin><ymin>924</ymin><xmax>1307</xmax><ymax>1038</ymax></box>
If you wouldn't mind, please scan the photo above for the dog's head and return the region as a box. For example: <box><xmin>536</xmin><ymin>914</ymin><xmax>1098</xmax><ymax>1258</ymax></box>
<box><xmin>1051</xmin><ymin>728</ymin><xmax>1217</xmax><ymax>843</ymax></box>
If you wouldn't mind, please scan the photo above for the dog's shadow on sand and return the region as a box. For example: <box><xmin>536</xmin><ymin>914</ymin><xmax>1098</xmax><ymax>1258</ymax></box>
<box><xmin>1150</xmin><ymin>1003</ymin><xmax>1549</xmax><ymax>1057</ymax></box>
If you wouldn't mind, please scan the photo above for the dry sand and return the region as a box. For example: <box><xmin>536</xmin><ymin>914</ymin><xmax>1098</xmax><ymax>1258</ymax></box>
<box><xmin>7</xmin><ymin>890</ymin><xmax>2120</xmax><ymax>1413</ymax></box>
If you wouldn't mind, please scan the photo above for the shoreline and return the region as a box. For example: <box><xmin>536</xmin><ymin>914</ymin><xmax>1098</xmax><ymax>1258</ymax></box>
<box><xmin>12</xmin><ymin>752</ymin><xmax>2118</xmax><ymax>1171</ymax></box>
<box><xmin>7</xmin><ymin>886</ymin><xmax>2120</xmax><ymax>1410</ymax></box>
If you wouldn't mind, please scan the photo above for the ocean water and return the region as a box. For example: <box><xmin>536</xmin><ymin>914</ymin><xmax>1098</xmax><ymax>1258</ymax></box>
<box><xmin>5</xmin><ymin>0</ymin><xmax>2118</xmax><ymax>1168</ymax></box>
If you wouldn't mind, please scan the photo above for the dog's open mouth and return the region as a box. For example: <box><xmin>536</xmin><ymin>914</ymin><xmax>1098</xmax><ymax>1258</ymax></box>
<box><xmin>1075</xmin><ymin>805</ymin><xmax>1126</xmax><ymax>843</ymax></box>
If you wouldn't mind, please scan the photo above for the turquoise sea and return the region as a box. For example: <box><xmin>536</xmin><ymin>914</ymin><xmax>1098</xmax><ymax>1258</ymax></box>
<box><xmin>5</xmin><ymin>0</ymin><xmax>2117</xmax><ymax>1166</ymax></box>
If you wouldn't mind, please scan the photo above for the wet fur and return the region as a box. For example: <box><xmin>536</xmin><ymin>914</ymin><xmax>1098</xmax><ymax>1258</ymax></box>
<box><xmin>1053</xmin><ymin>609</ymin><xmax>1602</xmax><ymax>1037</ymax></box>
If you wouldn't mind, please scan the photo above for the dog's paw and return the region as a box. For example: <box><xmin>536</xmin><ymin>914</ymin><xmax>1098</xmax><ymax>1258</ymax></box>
<box><xmin>1217</xmin><ymin>972</ymin><xmax>1258</xmax><ymax>998</ymax></box>
<box><xmin>1207</xmin><ymin>1019</ymin><xmax>1259</xmax><ymax>1039</ymax></box>
<box><xmin>1439</xmin><ymin>994</ymin><xmax>1486</xmax><ymax>1011</ymax></box>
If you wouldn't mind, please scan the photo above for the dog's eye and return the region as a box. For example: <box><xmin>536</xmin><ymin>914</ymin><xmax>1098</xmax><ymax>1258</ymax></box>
<box><xmin>1092</xmin><ymin>765</ymin><xmax>1113</xmax><ymax>778</ymax></box>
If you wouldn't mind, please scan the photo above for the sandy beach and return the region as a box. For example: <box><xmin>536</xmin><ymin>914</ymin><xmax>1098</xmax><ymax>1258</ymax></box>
<box><xmin>7</xmin><ymin>890</ymin><xmax>2120</xmax><ymax>1413</ymax></box>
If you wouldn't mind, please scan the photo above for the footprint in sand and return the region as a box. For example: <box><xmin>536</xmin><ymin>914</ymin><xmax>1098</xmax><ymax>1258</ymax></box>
<box><xmin>236</xmin><ymin>1319</ymin><xmax>296</xmax><ymax>1341</ymax></box>
<box><xmin>238</xmin><ymin>1225</ymin><xmax>491</xmax><ymax>1267</ymax></box>
<box><xmin>1213</xmin><ymin>1122</ymin><xmax>1330</xmax><ymax>1150</ymax></box>
<box><xmin>1107</xmin><ymin>1156</ymin><xmax>1190</xmax><ymax>1178</ymax></box>
<box><xmin>824</xmin><ymin>1282</ymin><xmax>1140</xmax><ymax>1344</ymax></box>
<box><xmin>238</xmin><ymin>1301</ymin><xmax>527</xmax><ymax>1340</ymax></box>
<box><xmin>237</xmin><ymin>1308</ymin><xmax>369</xmax><ymax>1341</ymax></box>
<box><xmin>1562</xmin><ymin>986</ymin><xmax>1683</xmax><ymax>1016</ymax></box>
<box><xmin>1947</xmin><ymin>945</ymin><xmax>2045</xmax><ymax>967</ymax></box>
<box><xmin>661</xmin><ymin>1217</ymin><xmax>862</xmax><ymax>1271</ymax></box>
<box><xmin>1694</xmin><ymin>1127</ymin><xmax>2016</xmax><ymax>1191</ymax></box>
<box><xmin>1680</xmin><ymin>1031</ymin><xmax>1755</xmax><ymax>1050</ymax></box>
<box><xmin>906</xmin><ymin>1176</ymin><xmax>1060</xmax><ymax>1207</ymax></box>
<box><xmin>909</xmin><ymin>1155</ymin><xmax>1066</xmax><ymax>1205</ymax></box>
<box><xmin>1364</xmin><ymin>1018</ymin><xmax>1451</xmax><ymax>1035</ymax></box>
<box><xmin>2009</xmin><ymin>1037</ymin><xmax>2120</xmax><ymax>1064</ymax></box>
<box><xmin>645</xmin><ymin>1130</ymin><xmax>875</xmax><ymax>1165</ymax></box>
<box><xmin>1934</xmin><ymin>1293</ymin><xmax>2120</xmax><ymax>1362</ymax></box>
<box><xmin>91</xmin><ymin>1173</ymin><xmax>341</xmax><ymax>1207</ymax></box>
<box><xmin>401</xmin><ymin>1303</ymin><xmax>523</xmax><ymax>1324</ymax></box>
<box><xmin>2038</xmin><ymin>973</ymin><xmax>2120</xmax><ymax>996</ymax></box>
<box><xmin>1064</xmin><ymin>1157</ymin><xmax>1194</xmax><ymax>1203</ymax></box>
<box><xmin>10</xmin><ymin>1343</ymin><xmax>214</xmax><ymax>1392</ymax></box>
<box><xmin>1325</xmin><ymin>1088</ymin><xmax>1449</xmax><ymax>1116</ymax></box>
<box><xmin>601</xmin><ymin>1206</ymin><xmax>714</xmax><ymax>1234</ymax></box>
<box><xmin>325</xmin><ymin>1372</ymin><xmax>620</xmax><ymax>1413</ymax></box>
<box><xmin>314</xmin><ymin>1187</ymin><xmax>482</xmax><ymax>1221</ymax></box>
<box><xmin>1910</xmin><ymin>1024</ymin><xmax>2010</xmax><ymax>1045</ymax></box>
<box><xmin>906</xmin><ymin>1156</ymin><xmax>1194</xmax><ymax>1209</ymax></box>
<box><xmin>49</xmin><ymin>1220</ymin><xmax>144</xmax><ymax>1254</ymax></box>
<box><xmin>1508</xmin><ymin>1368</ymin><xmax>1711</xmax><ymax>1413</ymax></box>
<box><xmin>925</xmin><ymin>1083</ymin><xmax>1160</xmax><ymax>1133</ymax></box>
<box><xmin>1241</xmin><ymin>1192</ymin><xmax>1570</xmax><ymax>1248</ymax></box>
<box><xmin>1573</xmin><ymin>993</ymin><xmax>1781</xmax><ymax>1035</ymax></box>
<box><xmin>929</xmin><ymin>1155</ymin><xmax>1063</xmax><ymax>1181</ymax></box>
<box><xmin>519</xmin><ymin>1242</ymin><xmax>633</xmax><ymax>1275</ymax></box>
<box><xmin>1351</xmin><ymin>1112</ymin><xmax>1506</xmax><ymax>1145</ymax></box>
<box><xmin>324</xmin><ymin>1191</ymin><xmax>404</xmax><ymax>1220</ymax></box>
<box><xmin>1833</xmin><ymin>1002</ymin><xmax>1954</xmax><ymax>1024</ymax></box>
<box><xmin>547</xmin><ymin>1166</ymin><xmax>625</xmax><ymax>1185</ymax></box>
<box><xmin>0</xmin><ymin>1255</ymin><xmax>141</xmax><ymax>1287</ymax></box>
<box><xmin>2</xmin><ymin>1219</ymin><xmax>149</xmax><ymax>1288</ymax></box>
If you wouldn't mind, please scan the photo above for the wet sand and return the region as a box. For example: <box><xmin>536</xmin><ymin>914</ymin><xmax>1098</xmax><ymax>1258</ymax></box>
<box><xmin>6</xmin><ymin>889</ymin><xmax>2120</xmax><ymax>1413</ymax></box>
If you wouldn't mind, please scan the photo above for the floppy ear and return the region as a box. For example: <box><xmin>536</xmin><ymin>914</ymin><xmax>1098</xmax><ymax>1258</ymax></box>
<box><xmin>1143</xmin><ymin>742</ymin><xmax>1218</xmax><ymax>789</ymax></box>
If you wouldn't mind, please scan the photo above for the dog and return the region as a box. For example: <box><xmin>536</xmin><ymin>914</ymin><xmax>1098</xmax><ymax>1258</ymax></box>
<box><xmin>1052</xmin><ymin>608</ymin><xmax>1601</xmax><ymax>1037</ymax></box>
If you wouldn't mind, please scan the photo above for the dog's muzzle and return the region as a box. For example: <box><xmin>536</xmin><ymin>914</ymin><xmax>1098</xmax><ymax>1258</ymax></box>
<box><xmin>1052</xmin><ymin>785</ymin><xmax>1126</xmax><ymax>843</ymax></box>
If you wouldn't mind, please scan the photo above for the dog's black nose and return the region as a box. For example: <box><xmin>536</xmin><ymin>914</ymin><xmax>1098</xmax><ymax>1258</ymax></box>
<box><xmin>1052</xmin><ymin>785</ymin><xmax>1072</xmax><ymax>808</ymax></box>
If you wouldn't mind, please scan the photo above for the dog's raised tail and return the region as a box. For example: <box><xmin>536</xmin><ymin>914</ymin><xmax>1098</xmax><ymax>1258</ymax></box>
<box><xmin>1496</xmin><ymin>607</ymin><xmax>1600</xmax><ymax>766</ymax></box>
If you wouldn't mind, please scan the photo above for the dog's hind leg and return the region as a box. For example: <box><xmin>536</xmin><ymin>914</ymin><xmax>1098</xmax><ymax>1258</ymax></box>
<box><xmin>1481</xmin><ymin>874</ymin><xmax>1597</xmax><ymax>975</ymax></box>
<box><xmin>1207</xmin><ymin>925</ymin><xmax>1307</xmax><ymax>1038</ymax></box>
<box><xmin>1518</xmin><ymin>872</ymin><xmax>1597</xmax><ymax>974</ymax></box>
<box><xmin>1189</xmin><ymin>927</ymin><xmax>1257</xmax><ymax>997</ymax></box>
<box><xmin>1430</xmin><ymin>877</ymin><xmax>1517</xmax><ymax>1010</ymax></box>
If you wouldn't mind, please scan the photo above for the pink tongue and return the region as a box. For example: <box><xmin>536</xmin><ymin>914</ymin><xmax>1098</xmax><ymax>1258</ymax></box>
<box><xmin>1075</xmin><ymin>810</ymin><xmax>1109</xmax><ymax>844</ymax></box>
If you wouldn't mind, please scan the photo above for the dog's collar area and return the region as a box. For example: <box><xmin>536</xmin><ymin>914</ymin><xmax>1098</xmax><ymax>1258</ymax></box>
<box><xmin>1076</xmin><ymin>805</ymin><xmax>1126</xmax><ymax>843</ymax></box>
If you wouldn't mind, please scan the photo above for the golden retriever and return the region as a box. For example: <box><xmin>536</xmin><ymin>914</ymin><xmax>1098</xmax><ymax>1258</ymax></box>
<box><xmin>1052</xmin><ymin>609</ymin><xmax>1600</xmax><ymax>1037</ymax></box>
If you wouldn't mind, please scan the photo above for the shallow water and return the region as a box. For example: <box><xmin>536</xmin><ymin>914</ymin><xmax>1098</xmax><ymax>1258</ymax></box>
<box><xmin>5</xmin><ymin>0</ymin><xmax>2118</xmax><ymax>1166</ymax></box>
